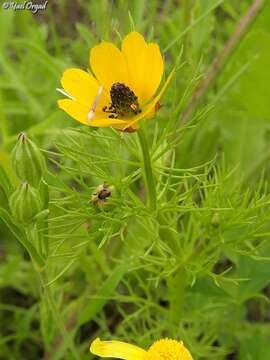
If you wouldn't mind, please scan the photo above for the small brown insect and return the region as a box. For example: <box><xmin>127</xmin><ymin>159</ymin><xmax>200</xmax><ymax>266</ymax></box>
<box><xmin>91</xmin><ymin>183</ymin><xmax>114</xmax><ymax>205</ymax></box>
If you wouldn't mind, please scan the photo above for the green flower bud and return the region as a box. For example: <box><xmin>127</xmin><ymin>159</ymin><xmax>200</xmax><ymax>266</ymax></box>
<box><xmin>9</xmin><ymin>182</ymin><xmax>42</xmax><ymax>224</ymax></box>
<box><xmin>11</xmin><ymin>133</ymin><xmax>46</xmax><ymax>187</ymax></box>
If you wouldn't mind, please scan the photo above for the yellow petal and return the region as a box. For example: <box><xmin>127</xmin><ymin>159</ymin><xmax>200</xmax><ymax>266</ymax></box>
<box><xmin>90</xmin><ymin>338</ymin><xmax>146</xmax><ymax>360</ymax></box>
<box><xmin>58</xmin><ymin>99</ymin><xmax>127</xmax><ymax>128</ymax></box>
<box><xmin>90</xmin><ymin>42</ymin><xmax>129</xmax><ymax>90</ymax></box>
<box><xmin>142</xmin><ymin>43</ymin><xmax>164</xmax><ymax>101</ymax></box>
<box><xmin>122</xmin><ymin>32</ymin><xmax>164</xmax><ymax>105</ymax></box>
<box><xmin>124</xmin><ymin>68</ymin><xmax>175</xmax><ymax>129</ymax></box>
<box><xmin>60</xmin><ymin>68</ymin><xmax>109</xmax><ymax>109</ymax></box>
<box><xmin>121</xmin><ymin>32</ymin><xmax>147</xmax><ymax>103</ymax></box>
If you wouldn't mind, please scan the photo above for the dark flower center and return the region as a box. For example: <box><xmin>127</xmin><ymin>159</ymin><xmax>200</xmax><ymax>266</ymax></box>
<box><xmin>103</xmin><ymin>83</ymin><xmax>141</xmax><ymax>119</ymax></box>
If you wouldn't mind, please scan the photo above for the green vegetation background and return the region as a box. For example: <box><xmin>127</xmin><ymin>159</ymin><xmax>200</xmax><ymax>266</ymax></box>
<box><xmin>1</xmin><ymin>1</ymin><xmax>270</xmax><ymax>359</ymax></box>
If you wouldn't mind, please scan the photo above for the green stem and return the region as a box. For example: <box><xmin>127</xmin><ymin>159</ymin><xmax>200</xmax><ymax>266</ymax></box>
<box><xmin>158</xmin><ymin>214</ymin><xmax>186</xmax><ymax>322</ymax></box>
<box><xmin>0</xmin><ymin>208</ymin><xmax>45</xmax><ymax>271</ymax></box>
<box><xmin>137</xmin><ymin>129</ymin><xmax>185</xmax><ymax>322</ymax></box>
<box><xmin>137</xmin><ymin>128</ymin><xmax>157</xmax><ymax>211</ymax></box>
<box><xmin>0</xmin><ymin>91</ymin><xmax>9</xmax><ymax>144</ymax></box>
<box><xmin>180</xmin><ymin>0</ymin><xmax>267</xmax><ymax>125</ymax></box>
<box><xmin>183</xmin><ymin>0</ymin><xmax>191</xmax><ymax>61</ymax></box>
<box><xmin>157</xmin><ymin>214</ymin><xmax>180</xmax><ymax>254</ymax></box>
<box><xmin>167</xmin><ymin>267</ymin><xmax>187</xmax><ymax>323</ymax></box>
<box><xmin>40</xmin><ymin>271</ymin><xmax>80</xmax><ymax>360</ymax></box>
<box><xmin>23</xmin><ymin>236</ymin><xmax>45</xmax><ymax>271</ymax></box>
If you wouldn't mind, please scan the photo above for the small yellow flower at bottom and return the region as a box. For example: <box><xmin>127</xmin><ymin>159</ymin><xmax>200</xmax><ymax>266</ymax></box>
<box><xmin>90</xmin><ymin>338</ymin><xmax>193</xmax><ymax>360</ymax></box>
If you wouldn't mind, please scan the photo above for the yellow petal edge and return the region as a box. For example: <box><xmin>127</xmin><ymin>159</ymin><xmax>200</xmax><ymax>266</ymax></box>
<box><xmin>90</xmin><ymin>338</ymin><xmax>146</xmax><ymax>360</ymax></box>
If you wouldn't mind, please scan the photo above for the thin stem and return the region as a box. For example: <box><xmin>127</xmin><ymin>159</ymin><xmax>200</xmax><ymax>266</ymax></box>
<box><xmin>137</xmin><ymin>128</ymin><xmax>157</xmax><ymax>211</ymax></box>
<box><xmin>167</xmin><ymin>267</ymin><xmax>186</xmax><ymax>323</ymax></box>
<box><xmin>180</xmin><ymin>0</ymin><xmax>267</xmax><ymax>125</ymax></box>
<box><xmin>158</xmin><ymin>215</ymin><xmax>186</xmax><ymax>321</ymax></box>
<box><xmin>158</xmin><ymin>214</ymin><xmax>181</xmax><ymax>255</ymax></box>
<box><xmin>40</xmin><ymin>271</ymin><xmax>81</xmax><ymax>360</ymax></box>
<box><xmin>137</xmin><ymin>128</ymin><xmax>185</xmax><ymax>321</ymax></box>
<box><xmin>183</xmin><ymin>0</ymin><xmax>192</xmax><ymax>62</ymax></box>
<box><xmin>0</xmin><ymin>91</ymin><xmax>9</xmax><ymax>144</ymax></box>
<box><xmin>13</xmin><ymin>221</ymin><xmax>45</xmax><ymax>271</ymax></box>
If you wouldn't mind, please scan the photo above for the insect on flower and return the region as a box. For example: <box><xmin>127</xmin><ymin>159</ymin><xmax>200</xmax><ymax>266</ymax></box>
<box><xmin>90</xmin><ymin>338</ymin><xmax>193</xmax><ymax>360</ymax></box>
<box><xmin>57</xmin><ymin>32</ymin><xmax>174</xmax><ymax>132</ymax></box>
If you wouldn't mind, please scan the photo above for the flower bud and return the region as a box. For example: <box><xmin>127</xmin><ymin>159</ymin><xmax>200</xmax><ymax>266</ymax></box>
<box><xmin>11</xmin><ymin>133</ymin><xmax>46</xmax><ymax>187</ymax></box>
<box><xmin>9</xmin><ymin>182</ymin><xmax>42</xmax><ymax>224</ymax></box>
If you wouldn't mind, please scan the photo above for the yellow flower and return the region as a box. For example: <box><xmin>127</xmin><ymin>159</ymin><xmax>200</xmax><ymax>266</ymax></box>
<box><xmin>57</xmin><ymin>32</ymin><xmax>174</xmax><ymax>131</ymax></box>
<box><xmin>90</xmin><ymin>338</ymin><xmax>193</xmax><ymax>360</ymax></box>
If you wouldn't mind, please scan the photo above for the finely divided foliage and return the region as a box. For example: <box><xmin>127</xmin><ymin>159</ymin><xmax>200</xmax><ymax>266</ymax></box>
<box><xmin>1</xmin><ymin>1</ymin><xmax>270</xmax><ymax>360</ymax></box>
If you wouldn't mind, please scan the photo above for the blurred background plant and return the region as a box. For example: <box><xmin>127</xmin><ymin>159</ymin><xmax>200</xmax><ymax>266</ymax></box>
<box><xmin>1</xmin><ymin>0</ymin><xmax>270</xmax><ymax>359</ymax></box>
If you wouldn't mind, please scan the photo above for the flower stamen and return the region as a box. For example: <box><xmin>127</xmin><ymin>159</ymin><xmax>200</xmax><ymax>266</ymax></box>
<box><xmin>103</xmin><ymin>83</ymin><xmax>142</xmax><ymax>119</ymax></box>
